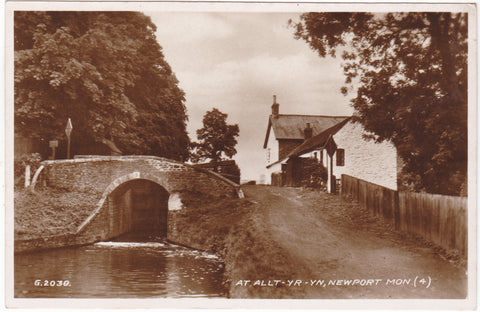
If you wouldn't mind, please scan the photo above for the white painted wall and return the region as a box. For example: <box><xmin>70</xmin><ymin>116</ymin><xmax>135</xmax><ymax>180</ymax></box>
<box><xmin>264</xmin><ymin>126</ymin><xmax>281</xmax><ymax>185</ymax></box>
<box><xmin>265</xmin><ymin>161</ymin><xmax>284</xmax><ymax>185</ymax></box>
<box><xmin>302</xmin><ymin>150</ymin><xmax>324</xmax><ymax>164</ymax></box>
<box><xmin>265</xmin><ymin>128</ymin><xmax>279</xmax><ymax>167</ymax></box>
<box><xmin>168</xmin><ymin>193</ymin><xmax>184</xmax><ymax>211</ymax></box>
<box><xmin>326</xmin><ymin>122</ymin><xmax>397</xmax><ymax>191</ymax></box>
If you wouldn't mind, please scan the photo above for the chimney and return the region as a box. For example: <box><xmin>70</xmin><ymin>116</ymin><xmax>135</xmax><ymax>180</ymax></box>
<box><xmin>271</xmin><ymin>95</ymin><xmax>279</xmax><ymax>118</ymax></box>
<box><xmin>304</xmin><ymin>123</ymin><xmax>312</xmax><ymax>140</ymax></box>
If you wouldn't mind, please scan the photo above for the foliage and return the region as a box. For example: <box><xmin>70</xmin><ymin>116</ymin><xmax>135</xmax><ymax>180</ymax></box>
<box><xmin>219</xmin><ymin>162</ymin><xmax>241</xmax><ymax>184</ymax></box>
<box><xmin>191</xmin><ymin>108</ymin><xmax>240</xmax><ymax>163</ymax></box>
<box><xmin>14</xmin><ymin>11</ymin><xmax>189</xmax><ymax>160</ymax></box>
<box><xmin>292</xmin><ymin>13</ymin><xmax>468</xmax><ymax>195</ymax></box>
<box><xmin>301</xmin><ymin>158</ymin><xmax>328</xmax><ymax>188</ymax></box>
<box><xmin>14</xmin><ymin>153</ymin><xmax>42</xmax><ymax>187</ymax></box>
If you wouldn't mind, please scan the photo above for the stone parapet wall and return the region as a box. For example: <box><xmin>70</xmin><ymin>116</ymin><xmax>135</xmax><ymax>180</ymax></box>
<box><xmin>19</xmin><ymin>156</ymin><xmax>241</xmax><ymax>251</ymax></box>
<box><xmin>34</xmin><ymin>156</ymin><xmax>240</xmax><ymax>198</ymax></box>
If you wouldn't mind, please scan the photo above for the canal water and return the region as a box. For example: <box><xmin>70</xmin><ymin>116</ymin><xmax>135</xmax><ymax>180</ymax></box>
<box><xmin>14</xmin><ymin>236</ymin><xmax>227</xmax><ymax>298</ymax></box>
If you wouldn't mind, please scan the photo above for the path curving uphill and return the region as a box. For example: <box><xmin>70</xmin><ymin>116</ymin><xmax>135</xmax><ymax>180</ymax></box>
<box><xmin>240</xmin><ymin>185</ymin><xmax>467</xmax><ymax>299</ymax></box>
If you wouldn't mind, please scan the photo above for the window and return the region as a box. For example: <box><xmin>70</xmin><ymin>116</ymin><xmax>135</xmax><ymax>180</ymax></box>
<box><xmin>336</xmin><ymin>149</ymin><xmax>345</xmax><ymax>166</ymax></box>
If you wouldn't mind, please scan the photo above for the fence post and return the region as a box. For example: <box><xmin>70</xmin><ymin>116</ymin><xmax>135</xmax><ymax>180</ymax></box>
<box><xmin>356</xmin><ymin>177</ymin><xmax>359</xmax><ymax>202</ymax></box>
<box><xmin>331</xmin><ymin>175</ymin><xmax>336</xmax><ymax>194</ymax></box>
<box><xmin>394</xmin><ymin>191</ymin><xmax>400</xmax><ymax>231</ymax></box>
<box><xmin>24</xmin><ymin>165</ymin><xmax>31</xmax><ymax>188</ymax></box>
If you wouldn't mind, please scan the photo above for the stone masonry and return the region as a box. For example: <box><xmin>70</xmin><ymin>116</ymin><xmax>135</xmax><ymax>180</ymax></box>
<box><xmin>27</xmin><ymin>155</ymin><xmax>241</xmax><ymax>247</ymax></box>
<box><xmin>33</xmin><ymin>155</ymin><xmax>240</xmax><ymax>198</ymax></box>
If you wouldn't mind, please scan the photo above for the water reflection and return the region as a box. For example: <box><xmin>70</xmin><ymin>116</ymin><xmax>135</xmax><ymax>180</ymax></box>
<box><xmin>15</xmin><ymin>240</ymin><xmax>227</xmax><ymax>298</ymax></box>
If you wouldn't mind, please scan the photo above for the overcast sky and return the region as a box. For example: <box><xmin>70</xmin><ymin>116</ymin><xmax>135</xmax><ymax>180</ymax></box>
<box><xmin>147</xmin><ymin>12</ymin><xmax>354</xmax><ymax>182</ymax></box>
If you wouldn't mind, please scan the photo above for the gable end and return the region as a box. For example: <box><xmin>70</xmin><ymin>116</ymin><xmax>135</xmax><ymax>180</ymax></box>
<box><xmin>263</xmin><ymin>116</ymin><xmax>273</xmax><ymax>148</ymax></box>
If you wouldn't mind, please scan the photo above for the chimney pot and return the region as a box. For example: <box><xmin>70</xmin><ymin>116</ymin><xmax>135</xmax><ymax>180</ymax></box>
<box><xmin>271</xmin><ymin>95</ymin><xmax>279</xmax><ymax>118</ymax></box>
<box><xmin>304</xmin><ymin>123</ymin><xmax>313</xmax><ymax>140</ymax></box>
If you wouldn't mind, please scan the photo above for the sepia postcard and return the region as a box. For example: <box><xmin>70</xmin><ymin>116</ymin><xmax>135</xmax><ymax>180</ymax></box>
<box><xmin>4</xmin><ymin>1</ymin><xmax>477</xmax><ymax>310</ymax></box>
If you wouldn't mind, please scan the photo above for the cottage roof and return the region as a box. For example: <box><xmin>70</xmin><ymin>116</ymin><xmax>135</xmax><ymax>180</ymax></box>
<box><xmin>287</xmin><ymin>117</ymin><xmax>351</xmax><ymax>158</ymax></box>
<box><xmin>263</xmin><ymin>114</ymin><xmax>350</xmax><ymax>148</ymax></box>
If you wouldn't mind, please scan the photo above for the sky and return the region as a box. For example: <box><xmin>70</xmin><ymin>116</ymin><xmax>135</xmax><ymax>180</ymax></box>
<box><xmin>146</xmin><ymin>12</ymin><xmax>354</xmax><ymax>182</ymax></box>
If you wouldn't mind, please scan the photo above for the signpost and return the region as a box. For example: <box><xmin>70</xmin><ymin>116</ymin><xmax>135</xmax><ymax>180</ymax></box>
<box><xmin>325</xmin><ymin>135</ymin><xmax>337</xmax><ymax>194</ymax></box>
<box><xmin>49</xmin><ymin>140</ymin><xmax>58</xmax><ymax>160</ymax></box>
<box><xmin>325</xmin><ymin>135</ymin><xmax>337</xmax><ymax>158</ymax></box>
<box><xmin>65</xmin><ymin>118</ymin><xmax>73</xmax><ymax>159</ymax></box>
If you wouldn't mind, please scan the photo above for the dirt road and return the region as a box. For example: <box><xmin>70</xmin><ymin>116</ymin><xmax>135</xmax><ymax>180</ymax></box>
<box><xmin>242</xmin><ymin>185</ymin><xmax>467</xmax><ymax>299</ymax></box>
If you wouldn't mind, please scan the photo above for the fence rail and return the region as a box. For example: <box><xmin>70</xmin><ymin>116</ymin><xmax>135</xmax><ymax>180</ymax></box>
<box><xmin>341</xmin><ymin>174</ymin><xmax>467</xmax><ymax>256</ymax></box>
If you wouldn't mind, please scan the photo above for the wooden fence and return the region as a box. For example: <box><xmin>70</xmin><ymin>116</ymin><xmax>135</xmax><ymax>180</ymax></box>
<box><xmin>271</xmin><ymin>172</ymin><xmax>283</xmax><ymax>187</ymax></box>
<box><xmin>341</xmin><ymin>174</ymin><xmax>468</xmax><ymax>256</ymax></box>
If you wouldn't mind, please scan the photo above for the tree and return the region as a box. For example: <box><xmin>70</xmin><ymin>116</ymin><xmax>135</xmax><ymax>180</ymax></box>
<box><xmin>14</xmin><ymin>11</ymin><xmax>190</xmax><ymax>160</ymax></box>
<box><xmin>191</xmin><ymin>108</ymin><xmax>240</xmax><ymax>163</ymax></box>
<box><xmin>292</xmin><ymin>13</ymin><xmax>467</xmax><ymax>195</ymax></box>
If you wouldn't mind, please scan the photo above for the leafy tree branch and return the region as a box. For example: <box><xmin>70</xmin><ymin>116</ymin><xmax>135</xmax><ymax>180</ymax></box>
<box><xmin>292</xmin><ymin>12</ymin><xmax>467</xmax><ymax>195</ymax></box>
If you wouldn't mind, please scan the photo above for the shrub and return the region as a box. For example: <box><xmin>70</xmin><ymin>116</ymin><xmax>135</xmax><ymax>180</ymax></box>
<box><xmin>14</xmin><ymin>153</ymin><xmax>42</xmax><ymax>187</ymax></box>
<box><xmin>301</xmin><ymin>158</ymin><xmax>328</xmax><ymax>188</ymax></box>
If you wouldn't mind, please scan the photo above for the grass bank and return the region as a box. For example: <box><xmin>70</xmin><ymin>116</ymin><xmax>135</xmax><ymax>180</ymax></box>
<box><xmin>167</xmin><ymin>191</ymin><xmax>304</xmax><ymax>298</ymax></box>
<box><xmin>15</xmin><ymin>187</ymin><xmax>305</xmax><ymax>298</ymax></box>
<box><xmin>14</xmin><ymin>188</ymin><xmax>97</xmax><ymax>240</ymax></box>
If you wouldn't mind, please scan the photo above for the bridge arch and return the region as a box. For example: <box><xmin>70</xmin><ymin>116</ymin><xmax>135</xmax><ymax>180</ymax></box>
<box><xmin>77</xmin><ymin>172</ymin><xmax>172</xmax><ymax>240</ymax></box>
<box><xmin>31</xmin><ymin>156</ymin><xmax>241</xmax><ymax>244</ymax></box>
<box><xmin>97</xmin><ymin>171</ymin><xmax>170</xmax><ymax>210</ymax></box>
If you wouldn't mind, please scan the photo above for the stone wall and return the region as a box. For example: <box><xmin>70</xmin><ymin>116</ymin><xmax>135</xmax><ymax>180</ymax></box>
<box><xmin>75</xmin><ymin>179</ymin><xmax>170</xmax><ymax>243</ymax></box>
<box><xmin>35</xmin><ymin>156</ymin><xmax>240</xmax><ymax>199</ymax></box>
<box><xmin>25</xmin><ymin>156</ymin><xmax>241</xmax><ymax>248</ymax></box>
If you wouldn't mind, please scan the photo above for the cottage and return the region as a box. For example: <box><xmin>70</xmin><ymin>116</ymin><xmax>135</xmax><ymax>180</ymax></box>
<box><xmin>263</xmin><ymin>96</ymin><xmax>349</xmax><ymax>185</ymax></box>
<box><xmin>263</xmin><ymin>96</ymin><xmax>397</xmax><ymax>192</ymax></box>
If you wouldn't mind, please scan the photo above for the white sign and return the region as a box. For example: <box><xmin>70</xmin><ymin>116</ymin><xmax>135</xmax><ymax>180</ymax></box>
<box><xmin>65</xmin><ymin>118</ymin><xmax>73</xmax><ymax>137</ymax></box>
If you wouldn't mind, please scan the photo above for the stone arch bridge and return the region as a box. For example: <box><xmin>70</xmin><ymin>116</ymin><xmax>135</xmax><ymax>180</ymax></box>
<box><xmin>30</xmin><ymin>155</ymin><xmax>242</xmax><ymax>245</ymax></box>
